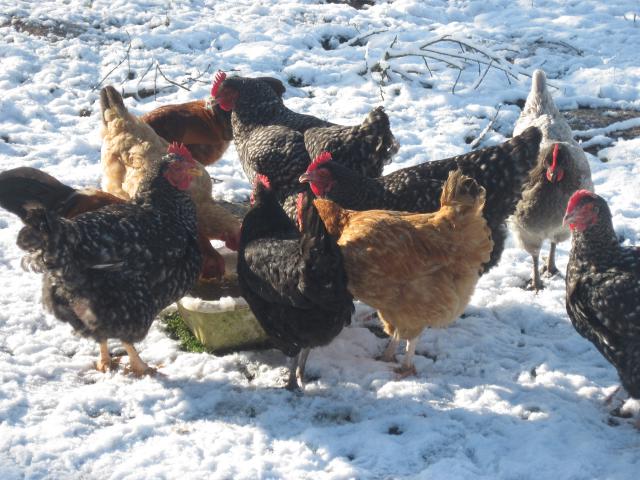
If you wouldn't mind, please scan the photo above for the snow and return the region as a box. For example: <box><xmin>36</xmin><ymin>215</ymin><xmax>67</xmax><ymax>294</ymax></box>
<box><xmin>1</xmin><ymin>0</ymin><xmax>640</xmax><ymax>478</ymax></box>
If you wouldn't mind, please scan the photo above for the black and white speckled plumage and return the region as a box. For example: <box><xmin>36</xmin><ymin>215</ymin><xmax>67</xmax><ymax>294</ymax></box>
<box><xmin>565</xmin><ymin>195</ymin><xmax>640</xmax><ymax>398</ymax></box>
<box><xmin>216</xmin><ymin>76</ymin><xmax>398</xmax><ymax>202</ymax></box>
<box><xmin>237</xmin><ymin>185</ymin><xmax>353</xmax><ymax>358</ymax></box>
<box><xmin>306</xmin><ymin>126</ymin><xmax>542</xmax><ymax>272</ymax></box>
<box><xmin>16</xmin><ymin>155</ymin><xmax>201</xmax><ymax>345</ymax></box>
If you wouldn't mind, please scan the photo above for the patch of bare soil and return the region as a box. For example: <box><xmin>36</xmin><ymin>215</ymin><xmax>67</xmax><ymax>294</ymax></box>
<box><xmin>325</xmin><ymin>0</ymin><xmax>374</xmax><ymax>9</ymax></box>
<box><xmin>564</xmin><ymin>108</ymin><xmax>640</xmax><ymax>156</ymax></box>
<box><xmin>1</xmin><ymin>16</ymin><xmax>85</xmax><ymax>41</ymax></box>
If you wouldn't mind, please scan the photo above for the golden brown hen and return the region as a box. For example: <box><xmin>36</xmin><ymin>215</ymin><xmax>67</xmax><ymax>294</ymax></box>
<box><xmin>311</xmin><ymin>169</ymin><xmax>493</xmax><ymax>376</ymax></box>
<box><xmin>99</xmin><ymin>86</ymin><xmax>241</xmax><ymax>279</ymax></box>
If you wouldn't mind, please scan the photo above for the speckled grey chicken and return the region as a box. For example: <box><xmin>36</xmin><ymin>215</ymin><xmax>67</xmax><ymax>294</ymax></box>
<box><xmin>8</xmin><ymin>145</ymin><xmax>202</xmax><ymax>376</ymax></box>
<box><xmin>564</xmin><ymin>190</ymin><xmax>640</xmax><ymax>400</ymax></box>
<box><xmin>237</xmin><ymin>174</ymin><xmax>353</xmax><ymax>391</ymax></box>
<box><xmin>299</xmin><ymin>126</ymin><xmax>542</xmax><ymax>272</ymax></box>
<box><xmin>211</xmin><ymin>71</ymin><xmax>398</xmax><ymax>203</ymax></box>
<box><xmin>511</xmin><ymin>69</ymin><xmax>593</xmax><ymax>289</ymax></box>
<box><xmin>511</xmin><ymin>142</ymin><xmax>592</xmax><ymax>290</ymax></box>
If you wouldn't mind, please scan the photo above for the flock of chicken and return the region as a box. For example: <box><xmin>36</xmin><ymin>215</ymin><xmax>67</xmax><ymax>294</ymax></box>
<box><xmin>0</xmin><ymin>69</ymin><xmax>638</xmax><ymax>411</ymax></box>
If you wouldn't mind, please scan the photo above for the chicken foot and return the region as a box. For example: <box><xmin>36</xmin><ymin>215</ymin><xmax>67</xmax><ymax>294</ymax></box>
<box><xmin>526</xmin><ymin>255</ymin><xmax>544</xmax><ymax>292</ymax></box>
<box><xmin>95</xmin><ymin>340</ymin><xmax>119</xmax><ymax>372</ymax></box>
<box><xmin>394</xmin><ymin>337</ymin><xmax>418</xmax><ymax>378</ymax></box>
<box><xmin>285</xmin><ymin>348</ymin><xmax>311</xmax><ymax>392</ymax></box>
<box><xmin>122</xmin><ymin>342</ymin><xmax>157</xmax><ymax>377</ymax></box>
<box><xmin>380</xmin><ymin>334</ymin><xmax>400</xmax><ymax>363</ymax></box>
<box><xmin>541</xmin><ymin>242</ymin><xmax>560</xmax><ymax>277</ymax></box>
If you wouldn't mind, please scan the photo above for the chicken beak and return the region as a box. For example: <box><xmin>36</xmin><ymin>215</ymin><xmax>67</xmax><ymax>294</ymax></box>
<box><xmin>188</xmin><ymin>167</ymin><xmax>203</xmax><ymax>177</ymax></box>
<box><xmin>299</xmin><ymin>172</ymin><xmax>313</xmax><ymax>183</ymax></box>
<box><xmin>562</xmin><ymin>210</ymin><xmax>576</xmax><ymax>227</ymax></box>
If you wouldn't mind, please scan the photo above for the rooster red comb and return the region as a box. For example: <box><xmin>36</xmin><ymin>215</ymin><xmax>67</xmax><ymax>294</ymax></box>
<box><xmin>255</xmin><ymin>174</ymin><xmax>271</xmax><ymax>190</ymax></box>
<box><xmin>211</xmin><ymin>70</ymin><xmax>227</xmax><ymax>97</ymax></box>
<box><xmin>566</xmin><ymin>189</ymin><xmax>598</xmax><ymax>214</ymax></box>
<box><xmin>306</xmin><ymin>151</ymin><xmax>333</xmax><ymax>173</ymax></box>
<box><xmin>167</xmin><ymin>142</ymin><xmax>193</xmax><ymax>162</ymax></box>
<box><xmin>550</xmin><ymin>144</ymin><xmax>560</xmax><ymax>171</ymax></box>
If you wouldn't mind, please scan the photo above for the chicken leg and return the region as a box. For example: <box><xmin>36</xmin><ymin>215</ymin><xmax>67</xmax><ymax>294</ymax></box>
<box><xmin>123</xmin><ymin>342</ymin><xmax>156</xmax><ymax>377</ymax></box>
<box><xmin>95</xmin><ymin>340</ymin><xmax>115</xmax><ymax>372</ymax></box>
<box><xmin>285</xmin><ymin>348</ymin><xmax>311</xmax><ymax>392</ymax></box>
<box><xmin>380</xmin><ymin>334</ymin><xmax>400</xmax><ymax>363</ymax></box>
<box><xmin>394</xmin><ymin>337</ymin><xmax>418</xmax><ymax>378</ymax></box>
<box><xmin>542</xmin><ymin>242</ymin><xmax>559</xmax><ymax>277</ymax></box>
<box><xmin>527</xmin><ymin>254</ymin><xmax>544</xmax><ymax>292</ymax></box>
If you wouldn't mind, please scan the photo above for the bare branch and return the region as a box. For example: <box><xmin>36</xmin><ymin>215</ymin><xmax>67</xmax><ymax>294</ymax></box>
<box><xmin>422</xmin><ymin>57</ymin><xmax>433</xmax><ymax>77</ymax></box>
<box><xmin>347</xmin><ymin>28</ymin><xmax>389</xmax><ymax>47</ymax></box>
<box><xmin>155</xmin><ymin>62</ymin><xmax>191</xmax><ymax>91</ymax></box>
<box><xmin>451</xmin><ymin>69</ymin><xmax>462</xmax><ymax>94</ymax></box>
<box><xmin>469</xmin><ymin>105</ymin><xmax>503</xmax><ymax>149</ymax></box>
<box><xmin>472</xmin><ymin>59</ymin><xmax>493</xmax><ymax>90</ymax></box>
<box><xmin>92</xmin><ymin>33</ymin><xmax>132</xmax><ymax>91</ymax></box>
<box><xmin>359</xmin><ymin>30</ymin><xmax>533</xmax><ymax>91</ymax></box>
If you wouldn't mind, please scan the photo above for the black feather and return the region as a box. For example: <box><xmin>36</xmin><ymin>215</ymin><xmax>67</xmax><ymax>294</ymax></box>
<box><xmin>237</xmin><ymin>184</ymin><xmax>353</xmax><ymax>358</ymax></box>
<box><xmin>0</xmin><ymin>167</ymin><xmax>75</xmax><ymax>220</ymax></box>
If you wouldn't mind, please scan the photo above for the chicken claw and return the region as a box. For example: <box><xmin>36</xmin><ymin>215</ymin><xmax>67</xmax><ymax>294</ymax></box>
<box><xmin>199</xmin><ymin>250</ymin><xmax>226</xmax><ymax>282</ymax></box>
<box><xmin>285</xmin><ymin>348</ymin><xmax>310</xmax><ymax>393</ymax></box>
<box><xmin>394</xmin><ymin>365</ymin><xmax>417</xmax><ymax>379</ymax></box>
<box><xmin>379</xmin><ymin>335</ymin><xmax>399</xmax><ymax>363</ymax></box>
<box><xmin>393</xmin><ymin>337</ymin><xmax>418</xmax><ymax>379</ymax></box>
<box><xmin>122</xmin><ymin>342</ymin><xmax>158</xmax><ymax>377</ymax></box>
<box><xmin>95</xmin><ymin>341</ymin><xmax>119</xmax><ymax>372</ymax></box>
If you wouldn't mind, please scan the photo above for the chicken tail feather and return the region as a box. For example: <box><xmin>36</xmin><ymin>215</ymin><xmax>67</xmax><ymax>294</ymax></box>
<box><xmin>439</xmin><ymin>169</ymin><xmax>486</xmax><ymax>214</ymax></box>
<box><xmin>362</xmin><ymin>107</ymin><xmax>400</xmax><ymax>162</ymax></box>
<box><xmin>0</xmin><ymin>167</ymin><xmax>76</xmax><ymax>221</ymax></box>
<box><xmin>100</xmin><ymin>86</ymin><xmax>127</xmax><ymax>125</ymax></box>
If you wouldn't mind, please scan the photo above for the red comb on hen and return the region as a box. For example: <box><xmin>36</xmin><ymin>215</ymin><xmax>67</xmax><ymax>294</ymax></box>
<box><xmin>566</xmin><ymin>189</ymin><xmax>598</xmax><ymax>214</ymax></box>
<box><xmin>167</xmin><ymin>142</ymin><xmax>193</xmax><ymax>162</ymax></box>
<box><xmin>211</xmin><ymin>70</ymin><xmax>227</xmax><ymax>97</ymax></box>
<box><xmin>550</xmin><ymin>144</ymin><xmax>560</xmax><ymax>172</ymax></box>
<box><xmin>306</xmin><ymin>151</ymin><xmax>333</xmax><ymax>173</ymax></box>
<box><xmin>255</xmin><ymin>174</ymin><xmax>271</xmax><ymax>190</ymax></box>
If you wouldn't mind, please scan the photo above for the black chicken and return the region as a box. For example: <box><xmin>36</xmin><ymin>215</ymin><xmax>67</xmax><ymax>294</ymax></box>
<box><xmin>299</xmin><ymin>126</ymin><xmax>542</xmax><ymax>272</ymax></box>
<box><xmin>4</xmin><ymin>144</ymin><xmax>202</xmax><ymax>376</ymax></box>
<box><xmin>237</xmin><ymin>174</ymin><xmax>353</xmax><ymax>391</ymax></box>
<box><xmin>211</xmin><ymin>71</ymin><xmax>398</xmax><ymax>203</ymax></box>
<box><xmin>564</xmin><ymin>190</ymin><xmax>640</xmax><ymax>400</ymax></box>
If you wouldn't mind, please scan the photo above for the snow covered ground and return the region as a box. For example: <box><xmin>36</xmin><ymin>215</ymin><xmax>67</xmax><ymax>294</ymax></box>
<box><xmin>1</xmin><ymin>0</ymin><xmax>640</xmax><ymax>478</ymax></box>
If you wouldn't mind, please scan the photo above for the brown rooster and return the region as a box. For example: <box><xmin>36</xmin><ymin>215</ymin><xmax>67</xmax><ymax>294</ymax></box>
<box><xmin>100</xmin><ymin>85</ymin><xmax>241</xmax><ymax>279</ymax></box>
<box><xmin>310</xmin><ymin>163</ymin><xmax>493</xmax><ymax>376</ymax></box>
